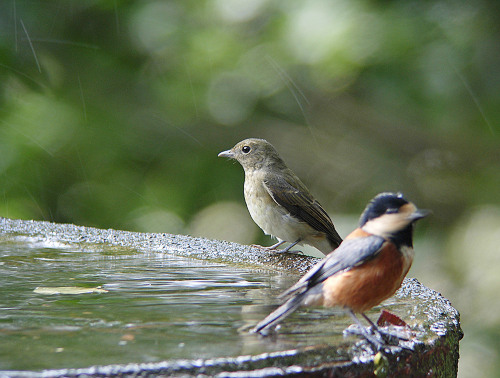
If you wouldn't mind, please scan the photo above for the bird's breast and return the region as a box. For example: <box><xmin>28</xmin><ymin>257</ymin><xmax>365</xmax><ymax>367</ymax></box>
<box><xmin>243</xmin><ymin>174</ymin><xmax>308</xmax><ymax>241</ymax></box>
<box><xmin>321</xmin><ymin>242</ymin><xmax>413</xmax><ymax>313</ymax></box>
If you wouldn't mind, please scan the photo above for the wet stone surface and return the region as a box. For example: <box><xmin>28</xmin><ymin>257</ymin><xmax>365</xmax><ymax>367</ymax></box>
<box><xmin>0</xmin><ymin>218</ymin><xmax>462</xmax><ymax>377</ymax></box>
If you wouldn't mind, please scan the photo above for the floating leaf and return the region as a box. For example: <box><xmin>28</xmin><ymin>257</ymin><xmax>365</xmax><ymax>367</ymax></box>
<box><xmin>33</xmin><ymin>286</ymin><xmax>108</xmax><ymax>295</ymax></box>
<box><xmin>377</xmin><ymin>309</ymin><xmax>408</xmax><ymax>327</ymax></box>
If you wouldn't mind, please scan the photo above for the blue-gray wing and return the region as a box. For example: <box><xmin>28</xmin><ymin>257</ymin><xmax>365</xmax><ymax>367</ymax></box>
<box><xmin>280</xmin><ymin>235</ymin><xmax>386</xmax><ymax>299</ymax></box>
<box><xmin>253</xmin><ymin>234</ymin><xmax>386</xmax><ymax>334</ymax></box>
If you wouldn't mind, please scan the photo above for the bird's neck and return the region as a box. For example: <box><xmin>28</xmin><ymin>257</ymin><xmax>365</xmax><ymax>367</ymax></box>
<box><xmin>243</xmin><ymin>156</ymin><xmax>287</xmax><ymax>175</ymax></box>
<box><xmin>389</xmin><ymin>226</ymin><xmax>414</xmax><ymax>249</ymax></box>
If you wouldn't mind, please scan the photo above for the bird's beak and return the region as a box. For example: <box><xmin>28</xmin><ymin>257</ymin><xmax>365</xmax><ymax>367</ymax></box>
<box><xmin>218</xmin><ymin>149</ymin><xmax>235</xmax><ymax>158</ymax></box>
<box><xmin>409</xmin><ymin>208</ymin><xmax>432</xmax><ymax>221</ymax></box>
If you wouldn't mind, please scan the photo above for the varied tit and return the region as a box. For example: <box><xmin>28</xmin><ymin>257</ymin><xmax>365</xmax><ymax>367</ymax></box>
<box><xmin>252</xmin><ymin>192</ymin><xmax>430</xmax><ymax>348</ymax></box>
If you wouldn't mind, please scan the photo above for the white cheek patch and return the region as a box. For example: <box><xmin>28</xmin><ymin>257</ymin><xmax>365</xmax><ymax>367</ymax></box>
<box><xmin>362</xmin><ymin>212</ymin><xmax>412</xmax><ymax>238</ymax></box>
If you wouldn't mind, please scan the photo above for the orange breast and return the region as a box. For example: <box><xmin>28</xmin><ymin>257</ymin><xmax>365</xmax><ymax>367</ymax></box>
<box><xmin>321</xmin><ymin>242</ymin><xmax>408</xmax><ymax>313</ymax></box>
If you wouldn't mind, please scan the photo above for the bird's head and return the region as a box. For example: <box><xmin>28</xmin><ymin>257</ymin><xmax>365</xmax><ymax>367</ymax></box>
<box><xmin>218</xmin><ymin>138</ymin><xmax>285</xmax><ymax>172</ymax></box>
<box><xmin>359</xmin><ymin>192</ymin><xmax>430</xmax><ymax>247</ymax></box>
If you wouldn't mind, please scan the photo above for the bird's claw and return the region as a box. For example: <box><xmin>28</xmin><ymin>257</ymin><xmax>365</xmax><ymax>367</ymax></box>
<box><xmin>275</xmin><ymin>248</ymin><xmax>304</xmax><ymax>255</ymax></box>
<box><xmin>344</xmin><ymin>324</ymin><xmax>400</xmax><ymax>351</ymax></box>
<box><xmin>250</xmin><ymin>244</ymin><xmax>304</xmax><ymax>255</ymax></box>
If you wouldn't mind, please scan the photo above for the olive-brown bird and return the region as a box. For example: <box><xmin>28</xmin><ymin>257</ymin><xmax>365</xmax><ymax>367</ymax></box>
<box><xmin>252</xmin><ymin>192</ymin><xmax>430</xmax><ymax>348</ymax></box>
<box><xmin>218</xmin><ymin>138</ymin><xmax>342</xmax><ymax>255</ymax></box>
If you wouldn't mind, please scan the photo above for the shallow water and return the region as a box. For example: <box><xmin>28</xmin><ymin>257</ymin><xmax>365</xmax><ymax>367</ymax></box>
<box><xmin>0</xmin><ymin>236</ymin><xmax>354</xmax><ymax>371</ymax></box>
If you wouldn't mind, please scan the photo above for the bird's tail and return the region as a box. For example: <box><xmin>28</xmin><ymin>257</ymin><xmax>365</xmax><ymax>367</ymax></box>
<box><xmin>252</xmin><ymin>295</ymin><xmax>304</xmax><ymax>334</ymax></box>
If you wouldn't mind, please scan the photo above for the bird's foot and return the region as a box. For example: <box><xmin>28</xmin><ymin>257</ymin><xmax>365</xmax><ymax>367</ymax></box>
<box><xmin>273</xmin><ymin>239</ymin><xmax>304</xmax><ymax>254</ymax></box>
<box><xmin>250</xmin><ymin>244</ymin><xmax>281</xmax><ymax>251</ymax></box>
<box><xmin>344</xmin><ymin>324</ymin><xmax>387</xmax><ymax>350</ymax></box>
<box><xmin>251</xmin><ymin>240</ymin><xmax>286</xmax><ymax>251</ymax></box>
<box><xmin>377</xmin><ymin>326</ymin><xmax>413</xmax><ymax>342</ymax></box>
<box><xmin>344</xmin><ymin>324</ymin><xmax>405</xmax><ymax>351</ymax></box>
<box><xmin>280</xmin><ymin>249</ymin><xmax>305</xmax><ymax>255</ymax></box>
<box><xmin>251</xmin><ymin>241</ymin><xmax>304</xmax><ymax>254</ymax></box>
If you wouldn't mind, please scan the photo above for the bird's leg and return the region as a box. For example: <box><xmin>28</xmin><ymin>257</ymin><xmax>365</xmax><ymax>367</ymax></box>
<box><xmin>279</xmin><ymin>238</ymin><xmax>302</xmax><ymax>253</ymax></box>
<box><xmin>253</xmin><ymin>239</ymin><xmax>303</xmax><ymax>254</ymax></box>
<box><xmin>345</xmin><ymin>311</ymin><xmax>386</xmax><ymax>350</ymax></box>
<box><xmin>361</xmin><ymin>312</ymin><xmax>398</xmax><ymax>344</ymax></box>
<box><xmin>361</xmin><ymin>313</ymin><xmax>379</xmax><ymax>329</ymax></box>
<box><xmin>264</xmin><ymin>240</ymin><xmax>287</xmax><ymax>250</ymax></box>
<box><xmin>345</xmin><ymin>312</ymin><xmax>405</xmax><ymax>350</ymax></box>
<box><xmin>251</xmin><ymin>240</ymin><xmax>286</xmax><ymax>250</ymax></box>
<box><xmin>362</xmin><ymin>313</ymin><xmax>412</xmax><ymax>345</ymax></box>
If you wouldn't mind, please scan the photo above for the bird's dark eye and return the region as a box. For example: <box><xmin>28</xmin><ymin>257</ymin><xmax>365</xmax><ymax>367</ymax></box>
<box><xmin>386</xmin><ymin>208</ymin><xmax>399</xmax><ymax>214</ymax></box>
<box><xmin>242</xmin><ymin>145</ymin><xmax>251</xmax><ymax>154</ymax></box>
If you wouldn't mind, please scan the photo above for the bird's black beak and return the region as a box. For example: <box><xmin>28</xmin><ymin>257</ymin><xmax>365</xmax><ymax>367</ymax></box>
<box><xmin>218</xmin><ymin>149</ymin><xmax>235</xmax><ymax>158</ymax></box>
<box><xmin>409</xmin><ymin>208</ymin><xmax>432</xmax><ymax>221</ymax></box>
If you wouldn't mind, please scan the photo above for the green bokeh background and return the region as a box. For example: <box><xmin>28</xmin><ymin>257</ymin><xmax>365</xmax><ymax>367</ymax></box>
<box><xmin>1</xmin><ymin>1</ymin><xmax>499</xmax><ymax>376</ymax></box>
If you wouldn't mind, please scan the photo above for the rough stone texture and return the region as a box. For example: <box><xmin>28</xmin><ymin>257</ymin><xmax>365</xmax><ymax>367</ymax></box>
<box><xmin>0</xmin><ymin>218</ymin><xmax>463</xmax><ymax>377</ymax></box>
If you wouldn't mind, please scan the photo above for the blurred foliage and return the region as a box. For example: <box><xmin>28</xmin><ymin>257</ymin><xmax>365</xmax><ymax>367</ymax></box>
<box><xmin>1</xmin><ymin>0</ymin><xmax>500</xmax><ymax>376</ymax></box>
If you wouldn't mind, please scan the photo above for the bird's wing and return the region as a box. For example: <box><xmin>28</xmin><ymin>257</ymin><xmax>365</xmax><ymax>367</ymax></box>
<box><xmin>279</xmin><ymin>235</ymin><xmax>386</xmax><ymax>299</ymax></box>
<box><xmin>254</xmin><ymin>234</ymin><xmax>386</xmax><ymax>334</ymax></box>
<box><xmin>263</xmin><ymin>175</ymin><xmax>341</xmax><ymax>244</ymax></box>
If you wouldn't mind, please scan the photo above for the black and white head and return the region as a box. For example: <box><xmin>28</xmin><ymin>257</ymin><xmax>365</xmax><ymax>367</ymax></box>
<box><xmin>359</xmin><ymin>192</ymin><xmax>430</xmax><ymax>247</ymax></box>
